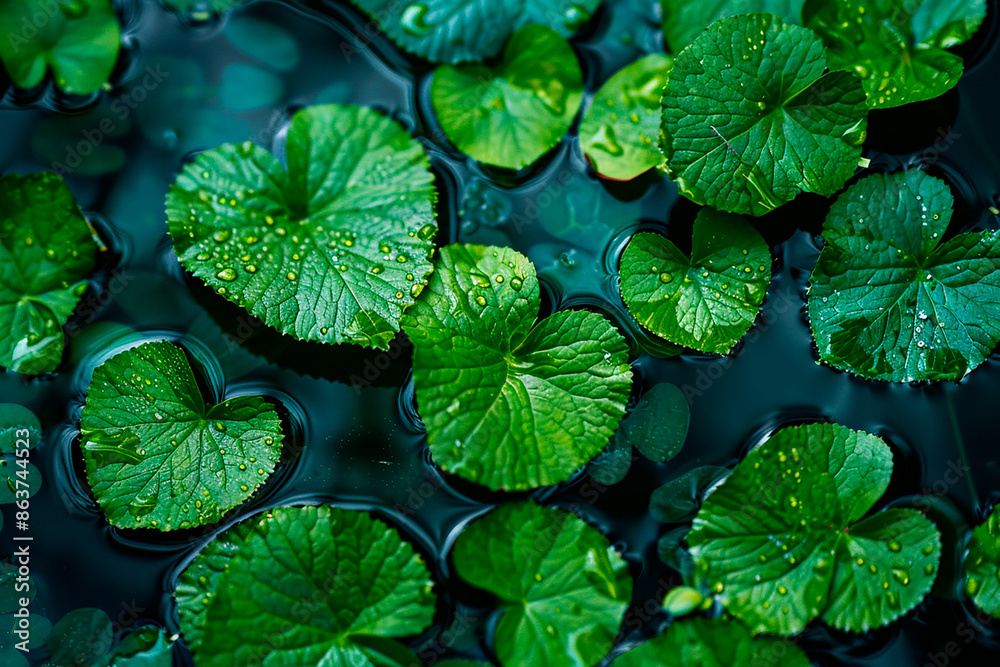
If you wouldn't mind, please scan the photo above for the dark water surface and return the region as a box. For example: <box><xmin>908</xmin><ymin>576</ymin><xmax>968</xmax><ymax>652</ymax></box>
<box><xmin>2</xmin><ymin>0</ymin><xmax>1000</xmax><ymax>665</ymax></box>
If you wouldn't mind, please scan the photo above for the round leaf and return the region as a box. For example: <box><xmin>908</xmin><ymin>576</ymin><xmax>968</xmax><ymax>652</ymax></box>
<box><xmin>0</xmin><ymin>404</ymin><xmax>41</xmax><ymax>455</ymax></box>
<box><xmin>402</xmin><ymin>244</ymin><xmax>632</xmax><ymax>490</ymax></box>
<box><xmin>808</xmin><ymin>170</ymin><xmax>1000</xmax><ymax>382</ymax></box>
<box><xmin>620</xmin><ymin>209</ymin><xmax>771</xmax><ymax>354</ymax></box>
<box><xmin>431</xmin><ymin>25</ymin><xmax>583</xmax><ymax>170</ymax></box>
<box><xmin>579</xmin><ymin>54</ymin><xmax>672</xmax><ymax>180</ymax></box>
<box><xmin>659</xmin><ymin>14</ymin><xmax>868</xmax><ymax>216</ymax></box>
<box><xmin>964</xmin><ymin>506</ymin><xmax>1000</xmax><ymax>618</ymax></box>
<box><xmin>616</xmin><ymin>382</ymin><xmax>690</xmax><ymax>463</ymax></box>
<box><xmin>80</xmin><ymin>340</ymin><xmax>285</xmax><ymax>530</ymax></box>
<box><xmin>165</xmin><ymin>104</ymin><xmax>438</xmax><ymax>350</ymax></box>
<box><xmin>47</xmin><ymin>608</ymin><xmax>114</xmax><ymax>667</ymax></box>
<box><xmin>107</xmin><ymin>626</ymin><xmax>175</xmax><ymax>667</ymax></box>
<box><xmin>0</xmin><ymin>562</ymin><xmax>34</xmax><ymax>614</ymax></box>
<box><xmin>452</xmin><ymin>501</ymin><xmax>632</xmax><ymax>667</ymax></box>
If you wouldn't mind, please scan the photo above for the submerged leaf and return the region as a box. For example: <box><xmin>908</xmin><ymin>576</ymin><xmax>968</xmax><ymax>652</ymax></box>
<box><xmin>47</xmin><ymin>608</ymin><xmax>114</xmax><ymax>667</ymax></box>
<box><xmin>452</xmin><ymin>501</ymin><xmax>632</xmax><ymax>667</ymax></box>
<box><xmin>808</xmin><ymin>170</ymin><xmax>1000</xmax><ymax>382</ymax></box>
<box><xmin>660</xmin><ymin>14</ymin><xmax>868</xmax><ymax>215</ymax></box>
<box><xmin>80</xmin><ymin>340</ymin><xmax>284</xmax><ymax>530</ymax></box>
<box><xmin>965</xmin><ymin>505</ymin><xmax>1000</xmax><ymax>617</ymax></box>
<box><xmin>618</xmin><ymin>383</ymin><xmax>690</xmax><ymax>463</ymax></box>
<box><xmin>402</xmin><ymin>244</ymin><xmax>632</xmax><ymax>490</ymax></box>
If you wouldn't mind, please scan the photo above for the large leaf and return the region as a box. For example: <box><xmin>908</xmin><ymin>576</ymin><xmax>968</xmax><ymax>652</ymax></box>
<box><xmin>348</xmin><ymin>0</ymin><xmax>599</xmax><ymax>64</ymax></box>
<box><xmin>0</xmin><ymin>172</ymin><xmax>97</xmax><ymax>374</ymax></box>
<box><xmin>165</xmin><ymin>104</ymin><xmax>438</xmax><ymax>350</ymax></box>
<box><xmin>431</xmin><ymin>25</ymin><xmax>583</xmax><ymax>170</ymax></box>
<box><xmin>965</xmin><ymin>506</ymin><xmax>1000</xmax><ymax>618</ymax></box>
<box><xmin>611</xmin><ymin>616</ymin><xmax>811</xmax><ymax>666</ymax></box>
<box><xmin>808</xmin><ymin>170</ymin><xmax>1000</xmax><ymax>382</ymax></box>
<box><xmin>80</xmin><ymin>340</ymin><xmax>284</xmax><ymax>531</ymax></box>
<box><xmin>402</xmin><ymin>244</ymin><xmax>632</xmax><ymax>490</ymax></box>
<box><xmin>452</xmin><ymin>501</ymin><xmax>632</xmax><ymax>667</ymax></box>
<box><xmin>579</xmin><ymin>54</ymin><xmax>672</xmax><ymax>180</ymax></box>
<box><xmin>660</xmin><ymin>14</ymin><xmax>868</xmax><ymax>216</ymax></box>
<box><xmin>178</xmin><ymin>505</ymin><xmax>435</xmax><ymax>667</ymax></box>
<box><xmin>689</xmin><ymin>422</ymin><xmax>941</xmax><ymax>635</ymax></box>
<box><xmin>620</xmin><ymin>208</ymin><xmax>771</xmax><ymax>354</ymax></box>
<box><xmin>804</xmin><ymin>0</ymin><xmax>988</xmax><ymax>108</ymax></box>
<box><xmin>661</xmin><ymin>0</ymin><xmax>806</xmax><ymax>53</ymax></box>
<box><xmin>0</xmin><ymin>0</ymin><xmax>120</xmax><ymax>94</ymax></box>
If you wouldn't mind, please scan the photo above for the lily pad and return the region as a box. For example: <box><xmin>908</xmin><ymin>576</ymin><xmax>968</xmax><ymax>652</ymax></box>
<box><xmin>402</xmin><ymin>244</ymin><xmax>632</xmax><ymax>490</ymax></box>
<box><xmin>80</xmin><ymin>340</ymin><xmax>285</xmax><ymax>530</ymax></box>
<box><xmin>165</xmin><ymin>104</ymin><xmax>438</xmax><ymax>350</ymax></box>
<box><xmin>662</xmin><ymin>0</ymin><xmax>806</xmax><ymax>52</ymax></box>
<box><xmin>964</xmin><ymin>505</ymin><xmax>1000</xmax><ymax>617</ymax></box>
<box><xmin>619</xmin><ymin>208</ymin><xmax>771</xmax><ymax>354</ymax></box>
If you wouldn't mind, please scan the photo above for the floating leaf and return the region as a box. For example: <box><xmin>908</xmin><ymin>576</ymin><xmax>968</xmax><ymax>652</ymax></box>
<box><xmin>620</xmin><ymin>208</ymin><xmax>771</xmax><ymax>354</ymax></box>
<box><xmin>47</xmin><ymin>608</ymin><xmax>114</xmax><ymax>667</ymax></box>
<box><xmin>805</xmin><ymin>0</ymin><xmax>987</xmax><ymax>108</ymax></box>
<box><xmin>106</xmin><ymin>626</ymin><xmax>176</xmax><ymax>667</ymax></box>
<box><xmin>689</xmin><ymin>422</ymin><xmax>941</xmax><ymax>634</ymax></box>
<box><xmin>0</xmin><ymin>404</ymin><xmax>41</xmax><ymax>455</ymax></box>
<box><xmin>660</xmin><ymin>14</ymin><xmax>868</xmax><ymax>215</ymax></box>
<box><xmin>650</xmin><ymin>465</ymin><xmax>730</xmax><ymax>524</ymax></box>
<box><xmin>612</xmin><ymin>616</ymin><xmax>811</xmax><ymax>666</ymax></box>
<box><xmin>0</xmin><ymin>172</ymin><xmax>98</xmax><ymax>374</ymax></box>
<box><xmin>80</xmin><ymin>340</ymin><xmax>284</xmax><ymax>530</ymax></box>
<box><xmin>964</xmin><ymin>505</ymin><xmax>1000</xmax><ymax>617</ymax></box>
<box><xmin>0</xmin><ymin>0</ymin><xmax>120</xmax><ymax>94</ymax></box>
<box><xmin>617</xmin><ymin>383</ymin><xmax>690</xmax><ymax>463</ymax></box>
<box><xmin>808</xmin><ymin>170</ymin><xmax>1000</xmax><ymax>382</ymax></box>
<box><xmin>176</xmin><ymin>505</ymin><xmax>435</xmax><ymax>666</ymax></box>
<box><xmin>452</xmin><ymin>501</ymin><xmax>632</xmax><ymax>667</ymax></box>
<box><xmin>661</xmin><ymin>0</ymin><xmax>806</xmax><ymax>52</ymax></box>
<box><xmin>579</xmin><ymin>53</ymin><xmax>672</xmax><ymax>180</ymax></box>
<box><xmin>431</xmin><ymin>25</ymin><xmax>583</xmax><ymax>170</ymax></box>
<box><xmin>402</xmin><ymin>244</ymin><xmax>632</xmax><ymax>490</ymax></box>
<box><xmin>165</xmin><ymin>104</ymin><xmax>438</xmax><ymax>350</ymax></box>
<box><xmin>587</xmin><ymin>435</ymin><xmax>633</xmax><ymax>486</ymax></box>
<box><xmin>0</xmin><ymin>562</ymin><xmax>34</xmax><ymax>613</ymax></box>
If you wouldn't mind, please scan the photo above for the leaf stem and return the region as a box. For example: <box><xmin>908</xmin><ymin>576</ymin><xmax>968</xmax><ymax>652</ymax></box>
<box><xmin>943</xmin><ymin>388</ymin><xmax>977</xmax><ymax>504</ymax></box>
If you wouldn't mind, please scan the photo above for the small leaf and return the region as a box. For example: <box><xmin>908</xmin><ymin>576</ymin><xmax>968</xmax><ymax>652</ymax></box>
<box><xmin>661</xmin><ymin>0</ymin><xmax>806</xmax><ymax>52</ymax></box>
<box><xmin>0</xmin><ymin>562</ymin><xmax>35</xmax><ymax>613</ymax></box>
<box><xmin>165</xmin><ymin>104</ymin><xmax>438</xmax><ymax>350</ymax></box>
<box><xmin>617</xmin><ymin>383</ymin><xmax>690</xmax><ymax>463</ymax></box>
<box><xmin>657</xmin><ymin>526</ymin><xmax>694</xmax><ymax>576</ymax></box>
<box><xmin>964</xmin><ymin>505</ymin><xmax>1000</xmax><ymax>618</ymax></box>
<box><xmin>579</xmin><ymin>54</ymin><xmax>672</xmax><ymax>180</ymax></box>
<box><xmin>452</xmin><ymin>501</ymin><xmax>632</xmax><ymax>667</ymax></box>
<box><xmin>661</xmin><ymin>586</ymin><xmax>704</xmax><ymax>618</ymax></box>
<box><xmin>587</xmin><ymin>435</ymin><xmax>633</xmax><ymax>486</ymax></box>
<box><xmin>805</xmin><ymin>0</ymin><xmax>988</xmax><ymax>108</ymax></box>
<box><xmin>0</xmin><ymin>0</ymin><xmax>121</xmax><ymax>94</ymax></box>
<box><xmin>177</xmin><ymin>505</ymin><xmax>435</xmax><ymax>666</ymax></box>
<box><xmin>431</xmin><ymin>25</ymin><xmax>583</xmax><ymax>170</ymax></box>
<box><xmin>0</xmin><ymin>458</ymin><xmax>41</xmax><ymax>505</ymax></box>
<box><xmin>611</xmin><ymin>616</ymin><xmax>812</xmax><ymax>666</ymax></box>
<box><xmin>809</xmin><ymin>170</ymin><xmax>1000</xmax><ymax>382</ymax></box>
<box><xmin>0</xmin><ymin>404</ymin><xmax>41</xmax><ymax>455</ymax></box>
<box><xmin>0</xmin><ymin>172</ymin><xmax>98</xmax><ymax>374</ymax></box>
<box><xmin>80</xmin><ymin>340</ymin><xmax>285</xmax><ymax>530</ymax></box>
<box><xmin>649</xmin><ymin>465</ymin><xmax>730</xmax><ymax>524</ymax></box>
<box><xmin>620</xmin><ymin>209</ymin><xmax>771</xmax><ymax>353</ymax></box>
<box><xmin>47</xmin><ymin>608</ymin><xmax>114</xmax><ymax>667</ymax></box>
<box><xmin>689</xmin><ymin>422</ymin><xmax>941</xmax><ymax>635</ymax></box>
<box><xmin>660</xmin><ymin>14</ymin><xmax>868</xmax><ymax>215</ymax></box>
<box><xmin>402</xmin><ymin>244</ymin><xmax>632</xmax><ymax>490</ymax></box>
<box><xmin>106</xmin><ymin>626</ymin><xmax>175</xmax><ymax>667</ymax></box>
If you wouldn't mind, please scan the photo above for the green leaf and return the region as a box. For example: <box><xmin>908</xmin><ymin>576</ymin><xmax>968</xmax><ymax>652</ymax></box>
<box><xmin>0</xmin><ymin>404</ymin><xmax>41</xmax><ymax>455</ymax></box>
<box><xmin>0</xmin><ymin>458</ymin><xmax>41</xmax><ymax>505</ymax></box>
<box><xmin>431</xmin><ymin>25</ymin><xmax>583</xmax><ymax>170</ymax></box>
<box><xmin>620</xmin><ymin>209</ymin><xmax>771</xmax><ymax>354</ymax></box>
<box><xmin>649</xmin><ymin>465</ymin><xmax>730</xmax><ymax>524</ymax></box>
<box><xmin>402</xmin><ymin>244</ymin><xmax>632</xmax><ymax>490</ymax></box>
<box><xmin>587</xmin><ymin>435</ymin><xmax>633</xmax><ymax>486</ymax></box>
<box><xmin>808</xmin><ymin>170</ymin><xmax>1000</xmax><ymax>382</ymax></box>
<box><xmin>452</xmin><ymin>501</ymin><xmax>632</xmax><ymax>667</ymax></box>
<box><xmin>165</xmin><ymin>0</ymin><xmax>248</xmax><ymax>18</ymax></box>
<box><xmin>0</xmin><ymin>562</ymin><xmax>35</xmax><ymax>614</ymax></box>
<box><xmin>165</xmin><ymin>104</ymin><xmax>438</xmax><ymax>350</ymax></box>
<box><xmin>579</xmin><ymin>54</ymin><xmax>672</xmax><ymax>180</ymax></box>
<box><xmin>688</xmin><ymin>422</ymin><xmax>941</xmax><ymax>635</ymax></box>
<box><xmin>178</xmin><ymin>505</ymin><xmax>435</xmax><ymax>667</ymax></box>
<box><xmin>804</xmin><ymin>0</ymin><xmax>987</xmax><ymax>108</ymax></box>
<box><xmin>0</xmin><ymin>0</ymin><xmax>120</xmax><ymax>94</ymax></box>
<box><xmin>106</xmin><ymin>626</ymin><xmax>175</xmax><ymax>667</ymax></box>
<box><xmin>47</xmin><ymin>608</ymin><xmax>114</xmax><ymax>667</ymax></box>
<box><xmin>617</xmin><ymin>383</ymin><xmax>690</xmax><ymax>463</ymax></box>
<box><xmin>661</xmin><ymin>0</ymin><xmax>806</xmax><ymax>52</ymax></box>
<box><xmin>348</xmin><ymin>0</ymin><xmax>599</xmax><ymax>64</ymax></box>
<box><xmin>611</xmin><ymin>616</ymin><xmax>811</xmax><ymax>666</ymax></box>
<box><xmin>0</xmin><ymin>172</ymin><xmax>98</xmax><ymax>374</ymax></box>
<box><xmin>0</xmin><ymin>612</ymin><xmax>51</xmax><ymax>651</ymax></box>
<box><xmin>80</xmin><ymin>340</ymin><xmax>285</xmax><ymax>530</ymax></box>
<box><xmin>964</xmin><ymin>506</ymin><xmax>1000</xmax><ymax>618</ymax></box>
<box><xmin>659</xmin><ymin>13</ymin><xmax>868</xmax><ymax>216</ymax></box>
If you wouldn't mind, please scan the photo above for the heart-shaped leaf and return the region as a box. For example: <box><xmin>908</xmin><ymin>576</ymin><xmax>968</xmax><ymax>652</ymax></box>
<box><xmin>620</xmin><ymin>208</ymin><xmax>771</xmax><ymax>354</ymax></box>
<box><xmin>808</xmin><ymin>170</ymin><xmax>1000</xmax><ymax>382</ymax></box>
<box><xmin>402</xmin><ymin>244</ymin><xmax>632</xmax><ymax>490</ymax></box>
<box><xmin>689</xmin><ymin>422</ymin><xmax>941</xmax><ymax>635</ymax></box>
<box><xmin>80</xmin><ymin>340</ymin><xmax>284</xmax><ymax>530</ymax></box>
<box><xmin>660</xmin><ymin>14</ymin><xmax>868</xmax><ymax>215</ymax></box>
<box><xmin>452</xmin><ymin>501</ymin><xmax>632</xmax><ymax>667</ymax></box>
<box><xmin>661</xmin><ymin>0</ymin><xmax>806</xmax><ymax>53</ymax></box>
<box><xmin>431</xmin><ymin>25</ymin><xmax>583</xmax><ymax>170</ymax></box>
<box><xmin>965</xmin><ymin>505</ymin><xmax>1000</xmax><ymax>618</ymax></box>
<box><xmin>165</xmin><ymin>103</ymin><xmax>438</xmax><ymax>350</ymax></box>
